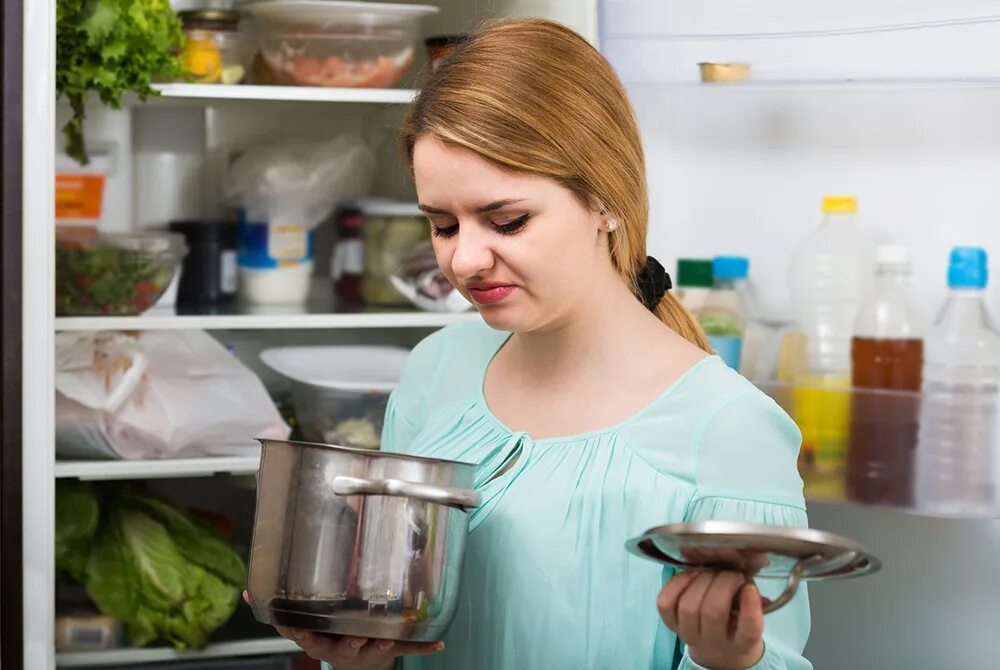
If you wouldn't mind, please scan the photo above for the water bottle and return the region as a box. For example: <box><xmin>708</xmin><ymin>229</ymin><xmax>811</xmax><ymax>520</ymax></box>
<box><xmin>916</xmin><ymin>247</ymin><xmax>1000</xmax><ymax>514</ymax></box>
<box><xmin>698</xmin><ymin>256</ymin><xmax>748</xmax><ymax>370</ymax></box>
<box><xmin>788</xmin><ymin>195</ymin><xmax>873</xmax><ymax>499</ymax></box>
<box><xmin>675</xmin><ymin>258</ymin><xmax>713</xmax><ymax>314</ymax></box>
<box><xmin>848</xmin><ymin>245</ymin><xmax>924</xmax><ymax>506</ymax></box>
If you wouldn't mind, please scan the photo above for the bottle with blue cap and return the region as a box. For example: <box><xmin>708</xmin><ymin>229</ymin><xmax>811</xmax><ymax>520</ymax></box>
<box><xmin>697</xmin><ymin>256</ymin><xmax>750</xmax><ymax>370</ymax></box>
<box><xmin>916</xmin><ymin>246</ymin><xmax>1000</xmax><ymax>514</ymax></box>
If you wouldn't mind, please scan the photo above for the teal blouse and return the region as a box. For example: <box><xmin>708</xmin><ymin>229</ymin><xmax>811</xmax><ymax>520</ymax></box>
<box><xmin>330</xmin><ymin>321</ymin><xmax>811</xmax><ymax>670</ymax></box>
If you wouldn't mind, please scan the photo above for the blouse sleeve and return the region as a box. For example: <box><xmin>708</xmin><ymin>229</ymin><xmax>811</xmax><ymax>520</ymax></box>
<box><xmin>379</xmin><ymin>332</ymin><xmax>446</xmax><ymax>455</ymax></box>
<box><xmin>670</xmin><ymin>390</ymin><xmax>813</xmax><ymax>670</ymax></box>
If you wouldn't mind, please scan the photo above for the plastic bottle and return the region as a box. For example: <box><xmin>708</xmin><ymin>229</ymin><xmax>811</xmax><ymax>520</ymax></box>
<box><xmin>848</xmin><ymin>245</ymin><xmax>924</xmax><ymax>506</ymax></box>
<box><xmin>675</xmin><ymin>258</ymin><xmax>713</xmax><ymax>314</ymax></box>
<box><xmin>788</xmin><ymin>195</ymin><xmax>873</xmax><ymax>499</ymax></box>
<box><xmin>698</xmin><ymin>256</ymin><xmax>748</xmax><ymax>370</ymax></box>
<box><xmin>916</xmin><ymin>247</ymin><xmax>1000</xmax><ymax>514</ymax></box>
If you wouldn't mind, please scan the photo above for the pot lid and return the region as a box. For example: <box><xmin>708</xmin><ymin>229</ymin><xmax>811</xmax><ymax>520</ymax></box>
<box><xmin>626</xmin><ymin>521</ymin><xmax>880</xmax><ymax>581</ymax></box>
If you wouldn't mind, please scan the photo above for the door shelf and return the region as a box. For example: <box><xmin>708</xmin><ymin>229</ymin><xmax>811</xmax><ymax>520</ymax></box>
<box><xmin>55</xmin><ymin>637</ymin><xmax>299</xmax><ymax>667</ymax></box>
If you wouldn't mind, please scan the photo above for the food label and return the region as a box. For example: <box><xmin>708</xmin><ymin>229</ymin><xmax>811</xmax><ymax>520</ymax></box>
<box><xmin>55</xmin><ymin>173</ymin><xmax>105</xmax><ymax>221</ymax></box>
<box><xmin>237</xmin><ymin>211</ymin><xmax>314</xmax><ymax>269</ymax></box>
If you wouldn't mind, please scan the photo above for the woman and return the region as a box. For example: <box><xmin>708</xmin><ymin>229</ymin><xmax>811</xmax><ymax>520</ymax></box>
<box><xmin>276</xmin><ymin>18</ymin><xmax>811</xmax><ymax>670</ymax></box>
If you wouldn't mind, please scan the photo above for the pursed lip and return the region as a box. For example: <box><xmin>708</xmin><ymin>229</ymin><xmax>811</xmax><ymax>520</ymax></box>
<box><xmin>465</xmin><ymin>281</ymin><xmax>516</xmax><ymax>305</ymax></box>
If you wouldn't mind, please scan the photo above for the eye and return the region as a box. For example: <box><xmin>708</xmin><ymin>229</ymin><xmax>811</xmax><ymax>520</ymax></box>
<box><xmin>494</xmin><ymin>213</ymin><xmax>529</xmax><ymax>235</ymax></box>
<box><xmin>431</xmin><ymin>223</ymin><xmax>459</xmax><ymax>238</ymax></box>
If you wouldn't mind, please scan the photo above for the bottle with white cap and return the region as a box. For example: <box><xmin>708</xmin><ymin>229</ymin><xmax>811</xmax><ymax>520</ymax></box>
<box><xmin>848</xmin><ymin>245</ymin><xmax>925</xmax><ymax>506</ymax></box>
<box><xmin>916</xmin><ymin>247</ymin><xmax>1000</xmax><ymax>514</ymax></box>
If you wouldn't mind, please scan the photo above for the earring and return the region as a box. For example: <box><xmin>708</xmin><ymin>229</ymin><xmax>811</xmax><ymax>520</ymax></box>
<box><xmin>606</xmin><ymin>218</ymin><xmax>619</xmax><ymax>232</ymax></box>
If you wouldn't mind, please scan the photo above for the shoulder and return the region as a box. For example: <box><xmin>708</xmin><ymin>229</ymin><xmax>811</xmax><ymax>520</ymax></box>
<box><xmin>392</xmin><ymin>319</ymin><xmax>508</xmax><ymax>423</ymax></box>
<box><xmin>407</xmin><ymin>319</ymin><xmax>509</xmax><ymax>368</ymax></box>
<box><xmin>620</xmin><ymin>357</ymin><xmax>803</xmax><ymax>500</ymax></box>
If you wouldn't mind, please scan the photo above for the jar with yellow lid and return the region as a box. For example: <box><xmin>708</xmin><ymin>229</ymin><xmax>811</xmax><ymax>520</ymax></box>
<box><xmin>179</xmin><ymin>10</ymin><xmax>248</xmax><ymax>85</ymax></box>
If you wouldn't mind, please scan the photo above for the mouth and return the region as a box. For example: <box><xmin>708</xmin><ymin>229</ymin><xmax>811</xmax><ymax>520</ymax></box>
<box><xmin>466</xmin><ymin>283</ymin><xmax>516</xmax><ymax>305</ymax></box>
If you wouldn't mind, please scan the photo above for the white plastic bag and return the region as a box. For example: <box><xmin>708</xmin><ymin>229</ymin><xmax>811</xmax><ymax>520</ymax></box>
<box><xmin>55</xmin><ymin>331</ymin><xmax>290</xmax><ymax>460</ymax></box>
<box><xmin>224</xmin><ymin>136</ymin><xmax>375</xmax><ymax>230</ymax></box>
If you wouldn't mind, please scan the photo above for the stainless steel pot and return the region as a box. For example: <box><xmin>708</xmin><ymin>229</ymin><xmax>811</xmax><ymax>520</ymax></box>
<box><xmin>248</xmin><ymin>439</ymin><xmax>481</xmax><ymax>642</ymax></box>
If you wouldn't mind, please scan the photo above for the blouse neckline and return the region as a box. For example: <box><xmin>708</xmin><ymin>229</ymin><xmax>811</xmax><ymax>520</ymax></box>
<box><xmin>475</xmin><ymin>330</ymin><xmax>721</xmax><ymax>445</ymax></box>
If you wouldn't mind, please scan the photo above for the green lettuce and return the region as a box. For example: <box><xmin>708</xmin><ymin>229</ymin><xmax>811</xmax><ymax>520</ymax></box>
<box><xmin>55</xmin><ymin>481</ymin><xmax>100</xmax><ymax>582</ymax></box>
<box><xmin>63</xmin><ymin>487</ymin><xmax>246</xmax><ymax>650</ymax></box>
<box><xmin>56</xmin><ymin>0</ymin><xmax>186</xmax><ymax>164</ymax></box>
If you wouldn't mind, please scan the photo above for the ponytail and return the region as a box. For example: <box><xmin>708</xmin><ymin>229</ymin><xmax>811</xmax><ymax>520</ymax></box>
<box><xmin>654</xmin><ymin>292</ymin><xmax>712</xmax><ymax>352</ymax></box>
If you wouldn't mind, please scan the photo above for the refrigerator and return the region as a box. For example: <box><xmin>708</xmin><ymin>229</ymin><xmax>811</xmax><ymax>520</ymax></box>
<box><xmin>602</xmin><ymin>1</ymin><xmax>1000</xmax><ymax>667</ymax></box>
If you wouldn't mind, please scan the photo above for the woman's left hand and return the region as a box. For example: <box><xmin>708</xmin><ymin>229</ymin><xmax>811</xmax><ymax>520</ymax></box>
<box><xmin>656</xmin><ymin>570</ymin><xmax>766</xmax><ymax>670</ymax></box>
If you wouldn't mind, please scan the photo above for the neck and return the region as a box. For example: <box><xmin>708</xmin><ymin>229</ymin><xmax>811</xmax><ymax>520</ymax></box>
<box><xmin>509</xmin><ymin>269</ymin><xmax>664</xmax><ymax>377</ymax></box>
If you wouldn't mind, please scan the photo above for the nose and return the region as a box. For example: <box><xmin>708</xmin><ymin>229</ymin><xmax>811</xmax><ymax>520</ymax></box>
<box><xmin>449</xmin><ymin>222</ymin><xmax>495</xmax><ymax>280</ymax></box>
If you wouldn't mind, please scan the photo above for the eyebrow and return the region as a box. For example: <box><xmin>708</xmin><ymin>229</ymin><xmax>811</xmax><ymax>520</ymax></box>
<box><xmin>418</xmin><ymin>199</ymin><xmax>527</xmax><ymax>215</ymax></box>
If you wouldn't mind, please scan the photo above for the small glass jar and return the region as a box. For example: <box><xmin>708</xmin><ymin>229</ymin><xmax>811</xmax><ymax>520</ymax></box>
<box><xmin>179</xmin><ymin>10</ymin><xmax>247</xmax><ymax>85</ymax></box>
<box><xmin>359</xmin><ymin>201</ymin><xmax>430</xmax><ymax>307</ymax></box>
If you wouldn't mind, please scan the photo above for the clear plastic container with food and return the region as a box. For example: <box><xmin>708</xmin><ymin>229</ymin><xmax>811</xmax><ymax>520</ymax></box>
<box><xmin>55</xmin><ymin>232</ymin><xmax>187</xmax><ymax>316</ymax></box>
<box><xmin>260</xmin><ymin>346</ymin><xmax>410</xmax><ymax>449</ymax></box>
<box><xmin>241</xmin><ymin>1</ymin><xmax>439</xmax><ymax>88</ymax></box>
<box><xmin>179</xmin><ymin>9</ymin><xmax>250</xmax><ymax>84</ymax></box>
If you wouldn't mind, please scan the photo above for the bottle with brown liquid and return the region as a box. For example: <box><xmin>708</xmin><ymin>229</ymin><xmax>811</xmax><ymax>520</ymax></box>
<box><xmin>848</xmin><ymin>245</ymin><xmax>925</xmax><ymax>506</ymax></box>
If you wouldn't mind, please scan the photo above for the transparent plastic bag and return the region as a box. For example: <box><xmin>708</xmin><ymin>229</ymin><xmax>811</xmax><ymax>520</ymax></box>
<box><xmin>224</xmin><ymin>136</ymin><xmax>374</xmax><ymax>229</ymax></box>
<box><xmin>389</xmin><ymin>243</ymin><xmax>472</xmax><ymax>313</ymax></box>
<box><xmin>55</xmin><ymin>331</ymin><xmax>290</xmax><ymax>460</ymax></box>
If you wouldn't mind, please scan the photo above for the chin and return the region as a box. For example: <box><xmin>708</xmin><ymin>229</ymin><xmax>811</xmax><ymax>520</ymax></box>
<box><xmin>476</xmin><ymin>303</ymin><xmax>548</xmax><ymax>334</ymax></box>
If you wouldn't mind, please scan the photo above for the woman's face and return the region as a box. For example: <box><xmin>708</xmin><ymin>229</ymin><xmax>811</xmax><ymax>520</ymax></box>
<box><xmin>412</xmin><ymin>137</ymin><xmax>612</xmax><ymax>333</ymax></box>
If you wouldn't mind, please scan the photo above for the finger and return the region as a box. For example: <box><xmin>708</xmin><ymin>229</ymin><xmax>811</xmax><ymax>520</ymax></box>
<box><xmin>388</xmin><ymin>641</ymin><xmax>446</xmax><ymax>656</ymax></box>
<box><xmin>675</xmin><ymin>571</ymin><xmax>717</xmax><ymax>645</ymax></box>
<box><xmin>733</xmin><ymin>582</ymin><xmax>765</xmax><ymax>651</ymax></box>
<box><xmin>656</xmin><ymin>570</ymin><xmax>701</xmax><ymax>631</ymax></box>
<box><xmin>332</xmin><ymin>636</ymin><xmax>368</xmax><ymax>659</ymax></box>
<box><xmin>294</xmin><ymin>631</ymin><xmax>344</xmax><ymax>661</ymax></box>
<box><xmin>242</xmin><ymin>590</ymin><xmax>250</xmax><ymax>605</ymax></box>
<box><xmin>699</xmin><ymin>572</ymin><xmax>746</xmax><ymax>645</ymax></box>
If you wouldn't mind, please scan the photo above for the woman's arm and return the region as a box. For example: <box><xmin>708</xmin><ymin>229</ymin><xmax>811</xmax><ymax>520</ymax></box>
<box><xmin>662</xmin><ymin>390</ymin><xmax>813</xmax><ymax>670</ymax></box>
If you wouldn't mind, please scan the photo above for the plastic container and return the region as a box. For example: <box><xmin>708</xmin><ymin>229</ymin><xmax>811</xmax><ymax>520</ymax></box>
<box><xmin>179</xmin><ymin>9</ymin><xmax>249</xmax><ymax>84</ymax></box>
<box><xmin>916</xmin><ymin>247</ymin><xmax>1000</xmax><ymax>515</ymax></box>
<box><xmin>55</xmin><ymin>233</ymin><xmax>187</xmax><ymax>316</ymax></box>
<box><xmin>848</xmin><ymin>245</ymin><xmax>925</xmax><ymax>506</ymax></box>
<box><xmin>242</xmin><ymin>1</ymin><xmax>439</xmax><ymax>88</ymax></box>
<box><xmin>260</xmin><ymin>346</ymin><xmax>410</xmax><ymax>449</ymax></box>
<box><xmin>675</xmin><ymin>258</ymin><xmax>713</xmax><ymax>313</ymax></box>
<box><xmin>360</xmin><ymin>201</ymin><xmax>429</xmax><ymax>307</ymax></box>
<box><xmin>697</xmin><ymin>256</ymin><xmax>748</xmax><ymax>370</ymax></box>
<box><xmin>788</xmin><ymin>195</ymin><xmax>873</xmax><ymax>499</ymax></box>
<box><xmin>169</xmin><ymin>221</ymin><xmax>239</xmax><ymax>306</ymax></box>
<box><xmin>237</xmin><ymin>210</ymin><xmax>315</xmax><ymax>305</ymax></box>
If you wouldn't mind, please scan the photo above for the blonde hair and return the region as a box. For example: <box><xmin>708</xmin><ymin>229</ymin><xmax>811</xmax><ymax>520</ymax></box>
<box><xmin>402</xmin><ymin>18</ymin><xmax>710</xmax><ymax>351</ymax></box>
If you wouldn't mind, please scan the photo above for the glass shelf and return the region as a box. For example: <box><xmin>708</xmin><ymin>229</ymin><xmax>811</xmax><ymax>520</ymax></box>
<box><xmin>757</xmin><ymin>380</ymin><xmax>1000</xmax><ymax>520</ymax></box>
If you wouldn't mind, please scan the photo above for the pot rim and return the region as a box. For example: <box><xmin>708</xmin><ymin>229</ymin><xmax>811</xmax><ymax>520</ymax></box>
<box><xmin>256</xmin><ymin>438</ymin><xmax>479</xmax><ymax>469</ymax></box>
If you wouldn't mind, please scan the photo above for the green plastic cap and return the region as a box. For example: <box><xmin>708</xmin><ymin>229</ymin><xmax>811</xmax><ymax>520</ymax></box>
<box><xmin>676</xmin><ymin>259</ymin><xmax>713</xmax><ymax>288</ymax></box>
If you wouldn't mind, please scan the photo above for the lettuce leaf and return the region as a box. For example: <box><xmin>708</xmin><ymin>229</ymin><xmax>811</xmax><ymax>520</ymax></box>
<box><xmin>56</xmin><ymin>0</ymin><xmax>185</xmax><ymax>164</ymax></box>
<box><xmin>55</xmin><ymin>481</ymin><xmax>100</xmax><ymax>582</ymax></box>
<box><xmin>81</xmin><ymin>492</ymin><xmax>245</xmax><ymax>650</ymax></box>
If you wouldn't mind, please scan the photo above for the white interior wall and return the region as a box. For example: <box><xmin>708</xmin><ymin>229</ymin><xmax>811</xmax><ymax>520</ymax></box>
<box><xmin>604</xmin><ymin>2</ymin><xmax>1000</xmax><ymax>668</ymax></box>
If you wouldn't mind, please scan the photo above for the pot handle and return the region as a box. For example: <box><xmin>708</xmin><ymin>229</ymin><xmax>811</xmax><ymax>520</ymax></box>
<box><xmin>331</xmin><ymin>475</ymin><xmax>482</xmax><ymax>510</ymax></box>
